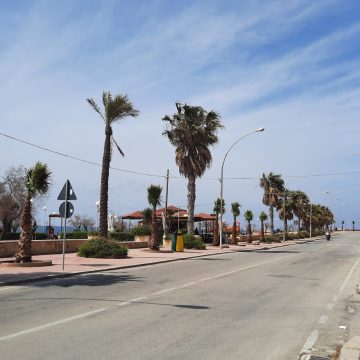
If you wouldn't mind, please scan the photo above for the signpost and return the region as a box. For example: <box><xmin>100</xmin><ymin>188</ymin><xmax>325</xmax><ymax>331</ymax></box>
<box><xmin>58</xmin><ymin>180</ymin><xmax>77</xmax><ymax>271</ymax></box>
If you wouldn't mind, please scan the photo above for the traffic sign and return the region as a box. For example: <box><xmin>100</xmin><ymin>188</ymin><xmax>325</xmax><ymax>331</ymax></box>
<box><xmin>57</xmin><ymin>180</ymin><xmax>77</xmax><ymax>200</ymax></box>
<box><xmin>59</xmin><ymin>201</ymin><xmax>74</xmax><ymax>218</ymax></box>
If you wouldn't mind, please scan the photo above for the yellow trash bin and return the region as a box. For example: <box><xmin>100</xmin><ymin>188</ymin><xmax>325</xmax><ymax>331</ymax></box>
<box><xmin>176</xmin><ymin>232</ymin><xmax>184</xmax><ymax>252</ymax></box>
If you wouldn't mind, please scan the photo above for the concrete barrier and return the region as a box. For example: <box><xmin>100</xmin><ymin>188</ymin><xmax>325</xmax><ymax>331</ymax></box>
<box><xmin>0</xmin><ymin>239</ymin><xmax>148</xmax><ymax>258</ymax></box>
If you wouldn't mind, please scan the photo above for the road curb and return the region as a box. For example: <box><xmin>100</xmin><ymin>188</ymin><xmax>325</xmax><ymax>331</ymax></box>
<box><xmin>340</xmin><ymin>336</ymin><xmax>360</xmax><ymax>360</ymax></box>
<box><xmin>0</xmin><ymin>235</ymin><xmax>325</xmax><ymax>287</ymax></box>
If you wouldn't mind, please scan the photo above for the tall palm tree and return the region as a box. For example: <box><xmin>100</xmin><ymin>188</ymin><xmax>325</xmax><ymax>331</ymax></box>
<box><xmin>87</xmin><ymin>91</ymin><xmax>139</xmax><ymax>238</ymax></box>
<box><xmin>290</xmin><ymin>191</ymin><xmax>309</xmax><ymax>234</ymax></box>
<box><xmin>147</xmin><ymin>185</ymin><xmax>162</xmax><ymax>250</ymax></box>
<box><xmin>163</xmin><ymin>103</ymin><xmax>223</xmax><ymax>234</ymax></box>
<box><xmin>15</xmin><ymin>162</ymin><xmax>51</xmax><ymax>263</ymax></box>
<box><xmin>244</xmin><ymin>210</ymin><xmax>253</xmax><ymax>243</ymax></box>
<box><xmin>277</xmin><ymin>190</ymin><xmax>294</xmax><ymax>236</ymax></box>
<box><xmin>259</xmin><ymin>211</ymin><xmax>267</xmax><ymax>241</ymax></box>
<box><xmin>231</xmin><ymin>202</ymin><xmax>240</xmax><ymax>245</ymax></box>
<box><xmin>213</xmin><ymin>197</ymin><xmax>225</xmax><ymax>246</ymax></box>
<box><xmin>259</xmin><ymin>172</ymin><xmax>284</xmax><ymax>234</ymax></box>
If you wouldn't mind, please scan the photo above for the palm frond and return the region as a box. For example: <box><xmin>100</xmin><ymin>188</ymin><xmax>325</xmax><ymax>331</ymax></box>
<box><xmin>87</xmin><ymin>98</ymin><xmax>105</xmax><ymax>120</ymax></box>
<box><xmin>112</xmin><ymin>136</ymin><xmax>125</xmax><ymax>157</ymax></box>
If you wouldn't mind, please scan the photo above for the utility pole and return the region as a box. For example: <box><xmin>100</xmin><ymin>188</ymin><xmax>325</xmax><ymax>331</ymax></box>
<box><xmin>282</xmin><ymin>189</ymin><xmax>286</xmax><ymax>242</ymax></box>
<box><xmin>164</xmin><ymin>169</ymin><xmax>169</xmax><ymax>235</ymax></box>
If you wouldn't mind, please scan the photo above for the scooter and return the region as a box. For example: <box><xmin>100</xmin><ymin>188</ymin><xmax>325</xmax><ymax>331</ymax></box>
<box><xmin>325</xmin><ymin>232</ymin><xmax>331</xmax><ymax>241</ymax></box>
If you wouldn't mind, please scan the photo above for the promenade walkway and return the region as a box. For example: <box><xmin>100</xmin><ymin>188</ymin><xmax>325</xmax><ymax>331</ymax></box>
<box><xmin>0</xmin><ymin>237</ymin><xmax>319</xmax><ymax>286</ymax></box>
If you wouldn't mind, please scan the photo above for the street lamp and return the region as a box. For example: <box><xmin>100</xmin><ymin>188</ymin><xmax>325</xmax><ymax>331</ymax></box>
<box><xmin>43</xmin><ymin>206</ymin><xmax>47</xmax><ymax>233</ymax></box>
<box><xmin>96</xmin><ymin>201</ymin><xmax>100</xmax><ymax>231</ymax></box>
<box><xmin>219</xmin><ymin>127</ymin><xmax>265</xmax><ymax>248</ymax></box>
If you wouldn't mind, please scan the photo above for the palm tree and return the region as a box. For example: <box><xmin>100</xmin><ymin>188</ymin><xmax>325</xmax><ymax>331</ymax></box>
<box><xmin>147</xmin><ymin>185</ymin><xmax>162</xmax><ymax>250</ymax></box>
<box><xmin>341</xmin><ymin>220</ymin><xmax>344</xmax><ymax>231</ymax></box>
<box><xmin>277</xmin><ymin>190</ymin><xmax>294</xmax><ymax>237</ymax></box>
<box><xmin>87</xmin><ymin>91</ymin><xmax>139</xmax><ymax>238</ymax></box>
<box><xmin>352</xmin><ymin>220</ymin><xmax>355</xmax><ymax>231</ymax></box>
<box><xmin>231</xmin><ymin>202</ymin><xmax>240</xmax><ymax>245</ymax></box>
<box><xmin>259</xmin><ymin>173</ymin><xmax>284</xmax><ymax>234</ymax></box>
<box><xmin>213</xmin><ymin>197</ymin><xmax>225</xmax><ymax>246</ymax></box>
<box><xmin>163</xmin><ymin>103</ymin><xmax>223</xmax><ymax>234</ymax></box>
<box><xmin>15</xmin><ymin>162</ymin><xmax>51</xmax><ymax>263</ymax></box>
<box><xmin>244</xmin><ymin>210</ymin><xmax>253</xmax><ymax>243</ymax></box>
<box><xmin>290</xmin><ymin>191</ymin><xmax>309</xmax><ymax>234</ymax></box>
<box><xmin>259</xmin><ymin>211</ymin><xmax>267</xmax><ymax>241</ymax></box>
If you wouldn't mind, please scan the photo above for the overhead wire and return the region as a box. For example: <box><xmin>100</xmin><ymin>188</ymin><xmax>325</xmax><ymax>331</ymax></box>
<box><xmin>2</xmin><ymin>130</ymin><xmax>360</xmax><ymax>181</ymax></box>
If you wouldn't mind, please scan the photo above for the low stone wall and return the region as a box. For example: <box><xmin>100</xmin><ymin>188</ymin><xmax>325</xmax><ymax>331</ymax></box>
<box><xmin>0</xmin><ymin>239</ymin><xmax>148</xmax><ymax>258</ymax></box>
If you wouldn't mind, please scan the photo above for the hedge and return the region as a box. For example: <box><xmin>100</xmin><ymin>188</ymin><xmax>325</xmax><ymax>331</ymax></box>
<box><xmin>78</xmin><ymin>239</ymin><xmax>128</xmax><ymax>258</ymax></box>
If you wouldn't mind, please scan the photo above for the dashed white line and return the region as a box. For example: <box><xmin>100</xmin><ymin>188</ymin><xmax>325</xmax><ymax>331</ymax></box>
<box><xmin>300</xmin><ymin>329</ymin><xmax>320</xmax><ymax>356</ymax></box>
<box><xmin>0</xmin><ymin>308</ymin><xmax>106</xmax><ymax>342</ymax></box>
<box><xmin>152</xmin><ymin>287</ymin><xmax>177</xmax><ymax>295</ymax></box>
<box><xmin>117</xmin><ymin>301</ymin><xmax>131</xmax><ymax>306</ymax></box>
<box><xmin>318</xmin><ymin>315</ymin><xmax>328</xmax><ymax>324</ymax></box>
<box><xmin>326</xmin><ymin>303</ymin><xmax>335</xmax><ymax>311</ymax></box>
<box><xmin>180</xmin><ymin>281</ymin><xmax>198</xmax><ymax>288</ymax></box>
<box><xmin>129</xmin><ymin>296</ymin><xmax>147</xmax><ymax>302</ymax></box>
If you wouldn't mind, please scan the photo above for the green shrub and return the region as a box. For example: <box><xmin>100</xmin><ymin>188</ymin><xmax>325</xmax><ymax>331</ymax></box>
<box><xmin>34</xmin><ymin>232</ymin><xmax>48</xmax><ymax>240</ymax></box>
<box><xmin>131</xmin><ymin>225</ymin><xmax>151</xmax><ymax>236</ymax></box>
<box><xmin>3</xmin><ymin>232</ymin><xmax>20</xmax><ymax>240</ymax></box>
<box><xmin>109</xmin><ymin>232</ymin><xmax>134</xmax><ymax>242</ymax></box>
<box><xmin>78</xmin><ymin>239</ymin><xmax>128</xmax><ymax>258</ymax></box>
<box><xmin>183</xmin><ymin>234</ymin><xmax>206</xmax><ymax>249</ymax></box>
<box><xmin>88</xmin><ymin>230</ymin><xmax>99</xmax><ymax>236</ymax></box>
<box><xmin>193</xmin><ymin>238</ymin><xmax>206</xmax><ymax>250</ymax></box>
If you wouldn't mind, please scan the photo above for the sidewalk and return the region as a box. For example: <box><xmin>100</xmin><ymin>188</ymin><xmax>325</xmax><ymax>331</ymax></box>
<box><xmin>0</xmin><ymin>237</ymin><xmax>318</xmax><ymax>286</ymax></box>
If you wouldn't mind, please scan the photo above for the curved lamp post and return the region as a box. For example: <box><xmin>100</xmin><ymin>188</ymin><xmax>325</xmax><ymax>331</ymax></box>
<box><xmin>219</xmin><ymin>127</ymin><xmax>265</xmax><ymax>248</ymax></box>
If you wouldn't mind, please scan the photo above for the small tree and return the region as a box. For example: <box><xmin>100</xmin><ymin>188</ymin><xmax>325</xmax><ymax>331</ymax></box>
<box><xmin>15</xmin><ymin>162</ymin><xmax>51</xmax><ymax>263</ymax></box>
<box><xmin>244</xmin><ymin>210</ymin><xmax>253</xmax><ymax>243</ymax></box>
<box><xmin>231</xmin><ymin>202</ymin><xmax>240</xmax><ymax>245</ymax></box>
<box><xmin>69</xmin><ymin>214</ymin><xmax>82</xmax><ymax>231</ymax></box>
<box><xmin>82</xmin><ymin>216</ymin><xmax>95</xmax><ymax>231</ymax></box>
<box><xmin>259</xmin><ymin>211</ymin><xmax>268</xmax><ymax>241</ymax></box>
<box><xmin>147</xmin><ymin>185</ymin><xmax>162</xmax><ymax>250</ymax></box>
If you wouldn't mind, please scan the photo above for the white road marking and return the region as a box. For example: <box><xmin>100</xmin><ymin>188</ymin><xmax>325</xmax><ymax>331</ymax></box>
<box><xmin>129</xmin><ymin>296</ymin><xmax>147</xmax><ymax>302</ymax></box>
<box><xmin>180</xmin><ymin>281</ymin><xmax>198</xmax><ymax>287</ymax></box>
<box><xmin>300</xmin><ymin>329</ymin><xmax>320</xmax><ymax>354</ymax></box>
<box><xmin>117</xmin><ymin>301</ymin><xmax>131</xmax><ymax>306</ymax></box>
<box><xmin>152</xmin><ymin>287</ymin><xmax>177</xmax><ymax>295</ymax></box>
<box><xmin>326</xmin><ymin>303</ymin><xmax>335</xmax><ymax>311</ymax></box>
<box><xmin>318</xmin><ymin>315</ymin><xmax>328</xmax><ymax>324</ymax></box>
<box><xmin>339</xmin><ymin>258</ymin><xmax>360</xmax><ymax>292</ymax></box>
<box><xmin>0</xmin><ymin>308</ymin><xmax>106</xmax><ymax>342</ymax></box>
<box><xmin>198</xmin><ymin>277</ymin><xmax>212</xmax><ymax>282</ymax></box>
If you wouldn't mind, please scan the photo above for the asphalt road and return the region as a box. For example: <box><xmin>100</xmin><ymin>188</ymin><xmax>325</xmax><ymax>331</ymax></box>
<box><xmin>1</xmin><ymin>232</ymin><xmax>360</xmax><ymax>360</ymax></box>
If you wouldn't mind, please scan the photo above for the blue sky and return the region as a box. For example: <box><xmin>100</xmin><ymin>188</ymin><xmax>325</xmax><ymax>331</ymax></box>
<box><xmin>1</xmin><ymin>0</ymin><xmax>360</xmax><ymax>229</ymax></box>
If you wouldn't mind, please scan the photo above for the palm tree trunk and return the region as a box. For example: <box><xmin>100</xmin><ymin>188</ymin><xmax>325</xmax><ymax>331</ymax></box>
<box><xmin>269</xmin><ymin>206</ymin><xmax>274</xmax><ymax>234</ymax></box>
<box><xmin>213</xmin><ymin>215</ymin><xmax>219</xmax><ymax>246</ymax></box>
<box><xmin>149</xmin><ymin>205</ymin><xmax>159</xmax><ymax>250</ymax></box>
<box><xmin>298</xmin><ymin>216</ymin><xmax>301</xmax><ymax>234</ymax></box>
<box><xmin>247</xmin><ymin>222</ymin><xmax>252</xmax><ymax>243</ymax></box>
<box><xmin>231</xmin><ymin>216</ymin><xmax>237</xmax><ymax>245</ymax></box>
<box><xmin>15</xmin><ymin>198</ymin><xmax>32</xmax><ymax>263</ymax></box>
<box><xmin>260</xmin><ymin>221</ymin><xmax>264</xmax><ymax>241</ymax></box>
<box><xmin>187</xmin><ymin>174</ymin><xmax>196</xmax><ymax>235</ymax></box>
<box><xmin>99</xmin><ymin>125</ymin><xmax>112</xmax><ymax>238</ymax></box>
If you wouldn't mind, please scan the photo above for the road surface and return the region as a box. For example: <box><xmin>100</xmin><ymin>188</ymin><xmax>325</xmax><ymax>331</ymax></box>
<box><xmin>1</xmin><ymin>232</ymin><xmax>360</xmax><ymax>360</ymax></box>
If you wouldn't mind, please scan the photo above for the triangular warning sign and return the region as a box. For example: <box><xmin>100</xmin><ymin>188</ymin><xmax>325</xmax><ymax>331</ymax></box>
<box><xmin>57</xmin><ymin>180</ymin><xmax>77</xmax><ymax>200</ymax></box>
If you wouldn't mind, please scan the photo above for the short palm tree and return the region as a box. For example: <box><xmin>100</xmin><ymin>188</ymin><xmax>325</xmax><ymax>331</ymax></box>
<box><xmin>277</xmin><ymin>190</ymin><xmax>294</xmax><ymax>236</ymax></box>
<box><xmin>244</xmin><ymin>210</ymin><xmax>254</xmax><ymax>243</ymax></box>
<box><xmin>352</xmin><ymin>220</ymin><xmax>355</xmax><ymax>231</ymax></box>
<box><xmin>231</xmin><ymin>202</ymin><xmax>241</xmax><ymax>245</ymax></box>
<box><xmin>87</xmin><ymin>91</ymin><xmax>139</xmax><ymax>238</ymax></box>
<box><xmin>147</xmin><ymin>185</ymin><xmax>162</xmax><ymax>250</ymax></box>
<box><xmin>15</xmin><ymin>162</ymin><xmax>51</xmax><ymax>263</ymax></box>
<box><xmin>259</xmin><ymin>211</ymin><xmax>267</xmax><ymax>241</ymax></box>
<box><xmin>259</xmin><ymin>172</ymin><xmax>284</xmax><ymax>234</ymax></box>
<box><xmin>163</xmin><ymin>103</ymin><xmax>223</xmax><ymax>234</ymax></box>
<box><xmin>213</xmin><ymin>197</ymin><xmax>225</xmax><ymax>246</ymax></box>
